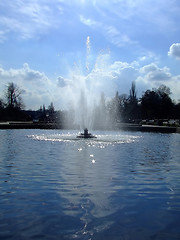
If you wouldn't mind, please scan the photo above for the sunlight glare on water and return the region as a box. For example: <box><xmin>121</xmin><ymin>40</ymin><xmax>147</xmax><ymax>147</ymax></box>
<box><xmin>28</xmin><ymin>130</ymin><xmax>141</xmax><ymax>147</ymax></box>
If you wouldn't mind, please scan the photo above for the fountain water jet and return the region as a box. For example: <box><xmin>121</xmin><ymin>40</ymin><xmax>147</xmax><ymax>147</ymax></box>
<box><xmin>60</xmin><ymin>36</ymin><xmax>116</xmax><ymax>132</ymax></box>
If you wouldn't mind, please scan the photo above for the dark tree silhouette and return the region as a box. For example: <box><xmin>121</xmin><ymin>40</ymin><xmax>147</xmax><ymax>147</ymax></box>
<box><xmin>118</xmin><ymin>94</ymin><xmax>128</xmax><ymax>121</ymax></box>
<box><xmin>129</xmin><ymin>81</ymin><xmax>137</xmax><ymax>102</ymax></box>
<box><xmin>141</xmin><ymin>85</ymin><xmax>173</xmax><ymax>119</ymax></box>
<box><xmin>173</xmin><ymin>102</ymin><xmax>180</xmax><ymax>119</ymax></box>
<box><xmin>5</xmin><ymin>82</ymin><xmax>25</xmax><ymax>109</ymax></box>
<box><xmin>0</xmin><ymin>98</ymin><xmax>4</xmax><ymax>109</ymax></box>
<box><xmin>0</xmin><ymin>82</ymin><xmax>31</xmax><ymax>121</ymax></box>
<box><xmin>48</xmin><ymin>102</ymin><xmax>56</xmax><ymax>122</ymax></box>
<box><xmin>127</xmin><ymin>81</ymin><xmax>139</xmax><ymax>120</ymax></box>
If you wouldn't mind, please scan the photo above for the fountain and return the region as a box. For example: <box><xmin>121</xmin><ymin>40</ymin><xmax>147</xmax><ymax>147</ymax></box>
<box><xmin>59</xmin><ymin>36</ymin><xmax>114</xmax><ymax>132</ymax></box>
<box><xmin>72</xmin><ymin>37</ymin><xmax>110</xmax><ymax>133</ymax></box>
<box><xmin>77</xmin><ymin>128</ymin><xmax>96</xmax><ymax>138</ymax></box>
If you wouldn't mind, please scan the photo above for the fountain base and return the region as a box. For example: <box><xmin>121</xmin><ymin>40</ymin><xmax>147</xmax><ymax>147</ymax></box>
<box><xmin>77</xmin><ymin>128</ymin><xmax>96</xmax><ymax>138</ymax></box>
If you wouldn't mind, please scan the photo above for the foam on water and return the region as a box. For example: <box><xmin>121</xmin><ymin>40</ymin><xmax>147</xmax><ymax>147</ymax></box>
<box><xmin>28</xmin><ymin>131</ymin><xmax>141</xmax><ymax>147</ymax></box>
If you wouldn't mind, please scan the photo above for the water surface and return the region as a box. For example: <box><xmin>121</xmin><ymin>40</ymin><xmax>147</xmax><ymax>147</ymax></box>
<box><xmin>0</xmin><ymin>129</ymin><xmax>180</xmax><ymax>239</ymax></box>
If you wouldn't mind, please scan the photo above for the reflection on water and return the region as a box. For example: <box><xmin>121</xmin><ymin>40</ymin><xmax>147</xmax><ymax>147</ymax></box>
<box><xmin>0</xmin><ymin>129</ymin><xmax>180</xmax><ymax>239</ymax></box>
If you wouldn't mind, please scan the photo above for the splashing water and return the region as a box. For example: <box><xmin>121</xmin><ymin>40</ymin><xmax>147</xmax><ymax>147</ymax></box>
<box><xmin>86</xmin><ymin>36</ymin><xmax>90</xmax><ymax>72</ymax></box>
<box><xmin>28</xmin><ymin>131</ymin><xmax>141</xmax><ymax>147</ymax></box>
<box><xmin>59</xmin><ymin>37</ymin><xmax>117</xmax><ymax>130</ymax></box>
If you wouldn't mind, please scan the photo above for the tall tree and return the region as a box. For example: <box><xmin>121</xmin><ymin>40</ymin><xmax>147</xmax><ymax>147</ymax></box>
<box><xmin>126</xmin><ymin>81</ymin><xmax>139</xmax><ymax>121</ymax></box>
<box><xmin>48</xmin><ymin>102</ymin><xmax>55</xmax><ymax>122</ymax></box>
<box><xmin>0</xmin><ymin>98</ymin><xmax>4</xmax><ymax>109</ymax></box>
<box><xmin>48</xmin><ymin>102</ymin><xmax>55</xmax><ymax>113</ymax></box>
<box><xmin>129</xmin><ymin>81</ymin><xmax>137</xmax><ymax>103</ymax></box>
<box><xmin>157</xmin><ymin>85</ymin><xmax>173</xmax><ymax>118</ymax></box>
<box><xmin>118</xmin><ymin>94</ymin><xmax>128</xmax><ymax>121</ymax></box>
<box><xmin>141</xmin><ymin>90</ymin><xmax>160</xmax><ymax>119</ymax></box>
<box><xmin>141</xmin><ymin>85</ymin><xmax>173</xmax><ymax>119</ymax></box>
<box><xmin>5</xmin><ymin>82</ymin><xmax>24</xmax><ymax>109</ymax></box>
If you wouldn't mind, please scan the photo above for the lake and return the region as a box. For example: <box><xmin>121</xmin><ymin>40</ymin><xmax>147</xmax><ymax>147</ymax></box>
<box><xmin>0</xmin><ymin>129</ymin><xmax>180</xmax><ymax>240</ymax></box>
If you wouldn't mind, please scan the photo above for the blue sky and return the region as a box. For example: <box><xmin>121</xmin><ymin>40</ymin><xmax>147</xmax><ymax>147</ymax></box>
<box><xmin>0</xmin><ymin>0</ymin><xmax>180</xmax><ymax>110</ymax></box>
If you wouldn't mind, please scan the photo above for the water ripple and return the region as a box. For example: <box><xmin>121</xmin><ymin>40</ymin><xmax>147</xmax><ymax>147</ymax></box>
<box><xmin>0</xmin><ymin>130</ymin><xmax>180</xmax><ymax>239</ymax></box>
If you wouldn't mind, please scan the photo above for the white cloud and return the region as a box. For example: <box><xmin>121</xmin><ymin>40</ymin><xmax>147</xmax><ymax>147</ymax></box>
<box><xmin>138</xmin><ymin>51</ymin><xmax>159</xmax><ymax>63</ymax></box>
<box><xmin>137</xmin><ymin>62</ymin><xmax>180</xmax><ymax>98</ymax></box>
<box><xmin>80</xmin><ymin>15</ymin><xmax>137</xmax><ymax>48</ymax></box>
<box><xmin>57</xmin><ymin>76</ymin><xmax>68</xmax><ymax>87</ymax></box>
<box><xmin>140</xmin><ymin>63</ymin><xmax>158</xmax><ymax>73</ymax></box>
<box><xmin>0</xmin><ymin>63</ymin><xmax>49</xmax><ymax>84</ymax></box>
<box><xmin>1</xmin><ymin>56</ymin><xmax>180</xmax><ymax>110</ymax></box>
<box><xmin>57</xmin><ymin>56</ymin><xmax>139</xmax><ymax>102</ymax></box>
<box><xmin>0</xmin><ymin>30</ymin><xmax>7</xmax><ymax>42</ymax></box>
<box><xmin>0</xmin><ymin>0</ymin><xmax>63</xmax><ymax>40</ymax></box>
<box><xmin>56</xmin><ymin>54</ymin><xmax>180</xmax><ymax>105</ymax></box>
<box><xmin>104</xmin><ymin>25</ymin><xmax>137</xmax><ymax>47</ymax></box>
<box><xmin>140</xmin><ymin>63</ymin><xmax>172</xmax><ymax>81</ymax></box>
<box><xmin>79</xmin><ymin>15</ymin><xmax>100</xmax><ymax>27</ymax></box>
<box><xmin>22</xmin><ymin>63</ymin><xmax>50</xmax><ymax>83</ymax></box>
<box><xmin>0</xmin><ymin>64</ymin><xmax>56</xmax><ymax>109</ymax></box>
<box><xmin>168</xmin><ymin>43</ymin><xmax>180</xmax><ymax>60</ymax></box>
<box><xmin>93</xmin><ymin>0</ymin><xmax>179</xmax><ymax>31</ymax></box>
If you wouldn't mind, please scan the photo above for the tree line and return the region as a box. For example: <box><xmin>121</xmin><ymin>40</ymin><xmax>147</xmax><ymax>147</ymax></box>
<box><xmin>0</xmin><ymin>82</ymin><xmax>57</xmax><ymax>122</ymax></box>
<box><xmin>0</xmin><ymin>82</ymin><xmax>180</xmax><ymax>126</ymax></box>
<box><xmin>0</xmin><ymin>82</ymin><xmax>28</xmax><ymax>121</ymax></box>
<box><xmin>105</xmin><ymin>82</ymin><xmax>180</xmax><ymax>125</ymax></box>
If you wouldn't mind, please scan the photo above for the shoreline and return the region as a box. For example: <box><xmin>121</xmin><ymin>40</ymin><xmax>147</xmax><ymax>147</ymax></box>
<box><xmin>0</xmin><ymin>121</ymin><xmax>180</xmax><ymax>133</ymax></box>
<box><xmin>0</xmin><ymin>122</ymin><xmax>63</xmax><ymax>130</ymax></box>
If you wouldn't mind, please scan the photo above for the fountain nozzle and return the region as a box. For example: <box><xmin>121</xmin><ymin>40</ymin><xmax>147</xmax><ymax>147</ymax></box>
<box><xmin>77</xmin><ymin>128</ymin><xmax>96</xmax><ymax>138</ymax></box>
